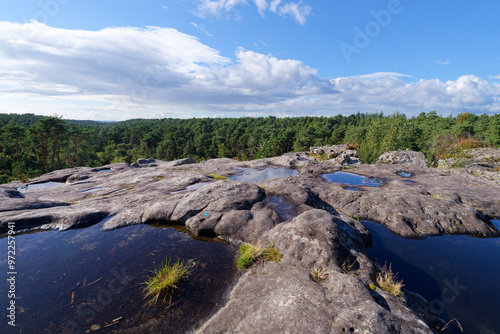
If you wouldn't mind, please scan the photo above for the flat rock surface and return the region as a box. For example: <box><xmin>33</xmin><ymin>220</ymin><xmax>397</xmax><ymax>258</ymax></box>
<box><xmin>2</xmin><ymin>150</ymin><xmax>500</xmax><ymax>333</ymax></box>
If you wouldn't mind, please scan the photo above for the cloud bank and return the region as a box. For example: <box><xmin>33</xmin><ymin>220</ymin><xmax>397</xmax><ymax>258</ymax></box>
<box><xmin>0</xmin><ymin>21</ymin><xmax>499</xmax><ymax>121</ymax></box>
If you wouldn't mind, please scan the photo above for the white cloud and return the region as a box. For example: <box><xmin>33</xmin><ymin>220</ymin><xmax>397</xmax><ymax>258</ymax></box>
<box><xmin>435</xmin><ymin>59</ymin><xmax>450</xmax><ymax>65</ymax></box>
<box><xmin>274</xmin><ymin>2</ymin><xmax>311</xmax><ymax>25</ymax></box>
<box><xmin>197</xmin><ymin>0</ymin><xmax>311</xmax><ymax>24</ymax></box>
<box><xmin>0</xmin><ymin>22</ymin><xmax>499</xmax><ymax>121</ymax></box>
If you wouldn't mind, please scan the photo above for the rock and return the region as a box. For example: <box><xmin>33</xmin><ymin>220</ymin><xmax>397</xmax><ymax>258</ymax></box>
<box><xmin>376</xmin><ymin>150</ymin><xmax>428</xmax><ymax>167</ymax></box>
<box><xmin>2</xmin><ymin>151</ymin><xmax>498</xmax><ymax>333</ymax></box>
<box><xmin>195</xmin><ymin>210</ymin><xmax>434</xmax><ymax>334</ymax></box>
<box><xmin>0</xmin><ymin>186</ymin><xmax>24</xmax><ymax>199</ymax></box>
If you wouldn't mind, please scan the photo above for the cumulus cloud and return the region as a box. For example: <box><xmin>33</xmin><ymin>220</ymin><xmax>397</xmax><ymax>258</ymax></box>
<box><xmin>197</xmin><ymin>0</ymin><xmax>311</xmax><ymax>24</ymax></box>
<box><xmin>0</xmin><ymin>21</ymin><xmax>332</xmax><ymax>119</ymax></box>
<box><xmin>0</xmin><ymin>22</ymin><xmax>499</xmax><ymax>121</ymax></box>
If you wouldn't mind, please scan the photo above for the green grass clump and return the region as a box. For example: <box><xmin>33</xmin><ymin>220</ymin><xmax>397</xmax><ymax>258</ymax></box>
<box><xmin>236</xmin><ymin>244</ymin><xmax>282</xmax><ymax>270</ymax></box>
<box><xmin>143</xmin><ymin>258</ymin><xmax>189</xmax><ymax>305</ymax></box>
<box><xmin>376</xmin><ymin>262</ymin><xmax>404</xmax><ymax>297</ymax></box>
<box><xmin>237</xmin><ymin>244</ymin><xmax>263</xmax><ymax>270</ymax></box>
<box><xmin>209</xmin><ymin>174</ymin><xmax>227</xmax><ymax>180</ymax></box>
<box><xmin>262</xmin><ymin>245</ymin><xmax>282</xmax><ymax>262</ymax></box>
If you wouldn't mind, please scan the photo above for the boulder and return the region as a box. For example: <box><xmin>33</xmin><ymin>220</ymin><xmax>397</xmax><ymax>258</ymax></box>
<box><xmin>376</xmin><ymin>150</ymin><xmax>428</xmax><ymax>167</ymax></box>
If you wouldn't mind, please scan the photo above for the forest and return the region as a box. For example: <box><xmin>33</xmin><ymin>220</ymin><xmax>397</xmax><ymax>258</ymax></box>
<box><xmin>0</xmin><ymin>111</ymin><xmax>499</xmax><ymax>183</ymax></box>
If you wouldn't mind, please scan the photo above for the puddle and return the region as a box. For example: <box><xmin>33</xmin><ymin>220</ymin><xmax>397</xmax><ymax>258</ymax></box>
<box><xmin>0</xmin><ymin>223</ymin><xmax>236</xmax><ymax>333</ymax></box>
<box><xmin>228</xmin><ymin>167</ymin><xmax>298</xmax><ymax>183</ymax></box>
<box><xmin>170</xmin><ymin>182</ymin><xmax>212</xmax><ymax>194</ymax></box>
<box><xmin>17</xmin><ymin>181</ymin><xmax>65</xmax><ymax>193</ymax></box>
<box><xmin>263</xmin><ymin>195</ymin><xmax>299</xmax><ymax>223</ymax></box>
<box><xmin>402</xmin><ymin>180</ymin><xmax>416</xmax><ymax>184</ymax></box>
<box><xmin>76</xmin><ymin>187</ymin><xmax>103</xmax><ymax>194</ymax></box>
<box><xmin>396</xmin><ymin>171</ymin><xmax>413</xmax><ymax>177</ymax></box>
<box><xmin>321</xmin><ymin>172</ymin><xmax>385</xmax><ymax>187</ymax></box>
<box><xmin>346</xmin><ymin>187</ymin><xmax>361</xmax><ymax>191</ymax></box>
<box><xmin>492</xmin><ymin>219</ymin><xmax>500</xmax><ymax>229</ymax></box>
<box><xmin>96</xmin><ymin>168</ymin><xmax>113</xmax><ymax>173</ymax></box>
<box><xmin>362</xmin><ymin>220</ymin><xmax>500</xmax><ymax>333</ymax></box>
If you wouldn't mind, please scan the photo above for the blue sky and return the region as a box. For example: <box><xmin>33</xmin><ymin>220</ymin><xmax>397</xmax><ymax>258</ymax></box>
<box><xmin>0</xmin><ymin>0</ymin><xmax>499</xmax><ymax>120</ymax></box>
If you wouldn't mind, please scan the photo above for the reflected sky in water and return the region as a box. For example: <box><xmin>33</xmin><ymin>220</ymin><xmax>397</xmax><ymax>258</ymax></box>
<box><xmin>228</xmin><ymin>167</ymin><xmax>298</xmax><ymax>183</ymax></box>
<box><xmin>363</xmin><ymin>220</ymin><xmax>500</xmax><ymax>333</ymax></box>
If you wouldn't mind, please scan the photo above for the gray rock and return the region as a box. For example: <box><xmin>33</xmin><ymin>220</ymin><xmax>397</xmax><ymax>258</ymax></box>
<box><xmin>376</xmin><ymin>150</ymin><xmax>428</xmax><ymax>167</ymax></box>
<box><xmin>3</xmin><ymin>151</ymin><xmax>496</xmax><ymax>333</ymax></box>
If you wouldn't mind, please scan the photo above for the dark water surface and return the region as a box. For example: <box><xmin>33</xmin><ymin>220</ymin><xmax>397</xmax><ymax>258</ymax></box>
<box><xmin>228</xmin><ymin>167</ymin><xmax>298</xmax><ymax>183</ymax></box>
<box><xmin>363</xmin><ymin>220</ymin><xmax>500</xmax><ymax>334</ymax></box>
<box><xmin>321</xmin><ymin>171</ymin><xmax>385</xmax><ymax>187</ymax></box>
<box><xmin>0</xmin><ymin>222</ymin><xmax>237</xmax><ymax>333</ymax></box>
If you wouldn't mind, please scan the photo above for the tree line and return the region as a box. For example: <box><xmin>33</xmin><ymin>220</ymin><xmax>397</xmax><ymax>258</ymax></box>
<box><xmin>1</xmin><ymin>111</ymin><xmax>499</xmax><ymax>183</ymax></box>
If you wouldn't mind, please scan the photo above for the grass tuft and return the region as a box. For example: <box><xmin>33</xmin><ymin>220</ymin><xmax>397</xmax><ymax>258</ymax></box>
<box><xmin>310</xmin><ymin>267</ymin><xmax>328</xmax><ymax>283</ymax></box>
<box><xmin>237</xmin><ymin>244</ymin><xmax>263</xmax><ymax>270</ymax></box>
<box><xmin>209</xmin><ymin>174</ymin><xmax>227</xmax><ymax>181</ymax></box>
<box><xmin>262</xmin><ymin>245</ymin><xmax>282</xmax><ymax>262</ymax></box>
<box><xmin>143</xmin><ymin>258</ymin><xmax>189</xmax><ymax>305</ymax></box>
<box><xmin>376</xmin><ymin>262</ymin><xmax>404</xmax><ymax>297</ymax></box>
<box><xmin>236</xmin><ymin>243</ymin><xmax>282</xmax><ymax>270</ymax></box>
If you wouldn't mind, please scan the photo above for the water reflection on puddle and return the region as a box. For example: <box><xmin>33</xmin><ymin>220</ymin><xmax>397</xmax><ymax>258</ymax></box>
<box><xmin>264</xmin><ymin>195</ymin><xmax>299</xmax><ymax>223</ymax></box>
<box><xmin>0</xmin><ymin>223</ymin><xmax>236</xmax><ymax>333</ymax></box>
<box><xmin>396</xmin><ymin>171</ymin><xmax>413</xmax><ymax>177</ymax></box>
<box><xmin>321</xmin><ymin>172</ymin><xmax>385</xmax><ymax>187</ymax></box>
<box><xmin>17</xmin><ymin>181</ymin><xmax>65</xmax><ymax>193</ymax></box>
<box><xmin>363</xmin><ymin>220</ymin><xmax>500</xmax><ymax>333</ymax></box>
<box><xmin>228</xmin><ymin>167</ymin><xmax>298</xmax><ymax>183</ymax></box>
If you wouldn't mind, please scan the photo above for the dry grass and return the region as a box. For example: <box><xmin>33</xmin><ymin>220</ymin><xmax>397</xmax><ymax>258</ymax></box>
<box><xmin>310</xmin><ymin>267</ymin><xmax>328</xmax><ymax>283</ymax></box>
<box><xmin>376</xmin><ymin>262</ymin><xmax>404</xmax><ymax>297</ymax></box>
<box><xmin>438</xmin><ymin>318</ymin><xmax>463</xmax><ymax>332</ymax></box>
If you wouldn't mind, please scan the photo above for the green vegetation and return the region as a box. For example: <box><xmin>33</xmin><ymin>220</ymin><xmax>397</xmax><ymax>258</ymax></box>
<box><xmin>262</xmin><ymin>245</ymin><xmax>282</xmax><ymax>262</ymax></box>
<box><xmin>236</xmin><ymin>243</ymin><xmax>263</xmax><ymax>269</ymax></box>
<box><xmin>1</xmin><ymin>111</ymin><xmax>499</xmax><ymax>183</ymax></box>
<box><xmin>236</xmin><ymin>243</ymin><xmax>282</xmax><ymax>270</ymax></box>
<box><xmin>208</xmin><ymin>174</ymin><xmax>227</xmax><ymax>180</ymax></box>
<box><xmin>143</xmin><ymin>258</ymin><xmax>189</xmax><ymax>305</ymax></box>
<box><xmin>375</xmin><ymin>262</ymin><xmax>404</xmax><ymax>297</ymax></box>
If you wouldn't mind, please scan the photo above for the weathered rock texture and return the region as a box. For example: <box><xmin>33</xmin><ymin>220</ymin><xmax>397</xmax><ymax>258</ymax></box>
<box><xmin>376</xmin><ymin>150</ymin><xmax>428</xmax><ymax>167</ymax></box>
<box><xmin>2</xmin><ymin>149</ymin><xmax>500</xmax><ymax>333</ymax></box>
